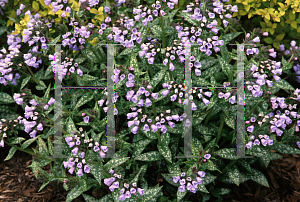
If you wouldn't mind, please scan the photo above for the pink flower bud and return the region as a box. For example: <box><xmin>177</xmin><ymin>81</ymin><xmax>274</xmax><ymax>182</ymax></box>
<box><xmin>245</xmin><ymin>121</ymin><xmax>250</xmax><ymax>124</ymax></box>
<box><xmin>108</xmin><ymin>12</ymin><xmax>111</xmax><ymax>14</ymax></box>
<box><xmin>147</xmin><ymin>85</ymin><xmax>152</xmax><ymax>89</ymax></box>
<box><xmin>86</xmin><ymin>7</ymin><xmax>90</xmax><ymax>10</ymax></box>
<box><xmin>137</xmin><ymin>32</ymin><xmax>141</xmax><ymax>37</ymax></box>
<box><xmin>67</xmin><ymin>72</ymin><xmax>70</xmax><ymax>75</ymax></box>
<box><xmin>294</xmin><ymin>57</ymin><xmax>298</xmax><ymax>60</ymax></box>
<box><xmin>129</xmin><ymin>66</ymin><xmax>134</xmax><ymax>71</ymax></box>
<box><xmin>178</xmin><ymin>98</ymin><xmax>182</xmax><ymax>104</ymax></box>
<box><xmin>22</xmin><ymin>93</ymin><xmax>26</xmax><ymax>96</ymax></box>
<box><xmin>263</xmin><ymin>32</ymin><xmax>268</xmax><ymax>36</ymax></box>
<box><xmin>246</xmin><ymin>33</ymin><xmax>250</xmax><ymax>38</ymax></box>
<box><xmin>82</xmin><ymin>113</ymin><xmax>86</xmax><ymax>116</ymax></box>
<box><xmin>203</xmin><ymin>159</ymin><xmax>206</xmax><ymax>162</ymax></box>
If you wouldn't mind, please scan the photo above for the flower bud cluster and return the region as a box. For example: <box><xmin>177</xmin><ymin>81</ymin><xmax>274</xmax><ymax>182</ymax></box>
<box><xmin>103</xmin><ymin>169</ymin><xmax>145</xmax><ymax>201</ymax></box>
<box><xmin>0</xmin><ymin>116</ymin><xmax>23</xmax><ymax>147</ymax></box>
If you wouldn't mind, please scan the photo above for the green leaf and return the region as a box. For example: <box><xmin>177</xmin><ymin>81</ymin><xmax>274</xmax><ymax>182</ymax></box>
<box><xmin>130</xmin><ymin>164</ymin><xmax>148</xmax><ymax>184</ymax></box>
<box><xmin>193</xmin><ymin>77</ymin><xmax>211</xmax><ymax>86</ymax></box>
<box><xmin>157</xmin><ymin>143</ymin><xmax>172</xmax><ymax>163</ymax></box>
<box><xmin>88</xmin><ymin>162</ymin><xmax>106</xmax><ymax>186</ymax></box>
<box><xmin>4</xmin><ymin>146</ymin><xmax>17</xmax><ymax>161</ymax></box>
<box><xmin>32</xmin><ymin>1</ymin><xmax>39</xmax><ymax>10</ymax></box>
<box><xmin>269</xmin><ymin>142</ymin><xmax>300</xmax><ymax>155</ymax></box>
<box><xmin>237</xmin><ymin>159</ymin><xmax>252</xmax><ymax>173</ymax></box>
<box><xmin>82</xmin><ymin>74</ymin><xmax>99</xmax><ymax>82</ymax></box>
<box><xmin>0</xmin><ymin>27</ymin><xmax>6</xmax><ymax>35</ymax></box>
<box><xmin>38</xmin><ymin>136</ymin><xmax>49</xmax><ymax>156</ymax></box>
<box><xmin>47</xmin><ymin>136</ymin><xmax>54</xmax><ymax>156</ymax></box>
<box><xmin>276</xmin><ymin>33</ymin><xmax>285</xmax><ymax>41</ymax></box>
<box><xmin>197</xmin><ymin>183</ymin><xmax>209</xmax><ymax>193</ymax></box>
<box><xmin>36</xmin><ymin>80</ymin><xmax>47</xmax><ymax>90</ymax></box>
<box><xmin>65</xmin><ymin>117</ymin><xmax>79</xmax><ymax>134</ymax></box>
<box><xmin>82</xmin><ymin>194</ymin><xmax>101</xmax><ymax>202</ymax></box>
<box><xmin>177</xmin><ymin>189</ymin><xmax>188</xmax><ymax>201</ymax></box>
<box><xmin>246</xmin><ymin>145</ymin><xmax>271</xmax><ymax>167</ymax></box>
<box><xmin>180</xmin><ymin>12</ymin><xmax>198</xmax><ymax>26</ymax></box>
<box><xmin>202</xmin><ymin>172</ymin><xmax>217</xmax><ymax>185</ymax></box>
<box><xmin>142</xmin><ymin>186</ymin><xmax>163</xmax><ymax>201</ymax></box>
<box><xmin>66</xmin><ymin>185</ymin><xmax>84</xmax><ymax>202</ymax></box>
<box><xmin>50</xmin><ymin>35</ymin><xmax>61</xmax><ymax>44</ymax></box>
<box><xmin>135</xmin><ymin>151</ymin><xmax>164</xmax><ymax>161</ymax></box>
<box><xmin>274</xmin><ymin>80</ymin><xmax>295</xmax><ymax>91</ymax></box>
<box><xmin>217</xmin><ymin>55</ymin><xmax>232</xmax><ymax>79</ymax></box>
<box><xmin>244</xmin><ymin>168</ymin><xmax>270</xmax><ymax>187</ymax></box>
<box><xmin>103</xmin><ymin>157</ymin><xmax>130</xmax><ymax>170</ymax></box>
<box><xmin>98</xmin><ymin>194</ymin><xmax>113</xmax><ymax>202</ymax></box>
<box><xmin>11</xmin><ymin>137</ymin><xmax>25</xmax><ymax>144</ymax></box>
<box><xmin>161</xmin><ymin>173</ymin><xmax>180</xmax><ymax>187</ymax></box>
<box><xmin>214</xmin><ymin>148</ymin><xmax>240</xmax><ymax>160</ymax></box>
<box><xmin>227</xmin><ymin>164</ymin><xmax>240</xmax><ymax>186</ymax></box>
<box><xmin>38</xmin><ymin>181</ymin><xmax>50</xmax><ymax>192</ymax></box>
<box><xmin>221</xmin><ymin>32</ymin><xmax>242</xmax><ymax>44</ymax></box>
<box><xmin>22</xmin><ymin>137</ymin><xmax>37</xmax><ymax>149</ymax></box>
<box><xmin>43</xmin><ymin>84</ymin><xmax>51</xmax><ymax>101</ymax></box>
<box><xmin>27</xmin><ymin>160</ymin><xmax>40</xmax><ymax>178</ymax></box>
<box><xmin>264</xmin><ymin>37</ymin><xmax>273</xmax><ymax>44</ymax></box>
<box><xmin>192</xmin><ymin>110</ymin><xmax>208</xmax><ymax>126</ymax></box>
<box><xmin>132</xmin><ymin>139</ymin><xmax>152</xmax><ymax>158</ymax></box>
<box><xmin>211</xmin><ymin>188</ymin><xmax>231</xmax><ymax>196</ymax></box>
<box><xmin>0</xmin><ymin>92</ymin><xmax>15</xmax><ymax>104</ymax></box>
<box><xmin>74</xmin><ymin>92</ymin><xmax>94</xmax><ymax>109</ymax></box>
<box><xmin>150</xmin><ymin>25</ymin><xmax>162</xmax><ymax>39</ymax></box>
<box><xmin>149</xmin><ymin>68</ymin><xmax>167</xmax><ymax>89</ymax></box>
<box><xmin>20</xmin><ymin>76</ymin><xmax>31</xmax><ymax>90</ymax></box>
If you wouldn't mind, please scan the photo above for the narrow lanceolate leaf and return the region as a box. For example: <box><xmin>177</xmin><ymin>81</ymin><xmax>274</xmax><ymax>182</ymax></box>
<box><xmin>197</xmin><ymin>183</ymin><xmax>209</xmax><ymax>193</ymax></box>
<box><xmin>0</xmin><ymin>92</ymin><xmax>15</xmax><ymax>104</ymax></box>
<box><xmin>20</xmin><ymin>76</ymin><xmax>31</xmax><ymax>90</ymax></box>
<box><xmin>274</xmin><ymin>80</ymin><xmax>295</xmax><ymax>91</ymax></box>
<box><xmin>149</xmin><ymin>68</ymin><xmax>167</xmax><ymax>89</ymax></box>
<box><xmin>135</xmin><ymin>151</ymin><xmax>164</xmax><ymax>161</ymax></box>
<box><xmin>227</xmin><ymin>164</ymin><xmax>240</xmax><ymax>186</ymax></box>
<box><xmin>66</xmin><ymin>185</ymin><xmax>84</xmax><ymax>202</ymax></box>
<box><xmin>87</xmin><ymin>162</ymin><xmax>106</xmax><ymax>186</ymax></box>
<box><xmin>157</xmin><ymin>143</ymin><xmax>172</xmax><ymax>163</ymax></box>
<box><xmin>132</xmin><ymin>139</ymin><xmax>152</xmax><ymax>158</ymax></box>
<box><xmin>217</xmin><ymin>55</ymin><xmax>232</xmax><ymax>79</ymax></box>
<box><xmin>246</xmin><ymin>145</ymin><xmax>271</xmax><ymax>167</ymax></box>
<box><xmin>43</xmin><ymin>84</ymin><xmax>51</xmax><ymax>101</ymax></box>
<box><xmin>214</xmin><ymin>148</ymin><xmax>240</xmax><ymax>160</ymax></box>
<box><xmin>74</xmin><ymin>92</ymin><xmax>94</xmax><ymax>109</ymax></box>
<box><xmin>22</xmin><ymin>137</ymin><xmax>38</xmax><ymax>149</ymax></box>
<box><xmin>82</xmin><ymin>194</ymin><xmax>100</xmax><ymax>202</ymax></box>
<box><xmin>103</xmin><ymin>157</ymin><xmax>130</xmax><ymax>170</ymax></box>
<box><xmin>142</xmin><ymin>186</ymin><xmax>163</xmax><ymax>201</ymax></box>
<box><xmin>177</xmin><ymin>189</ymin><xmax>188</xmax><ymax>201</ymax></box>
<box><xmin>10</xmin><ymin>137</ymin><xmax>25</xmax><ymax>144</ymax></box>
<box><xmin>38</xmin><ymin>136</ymin><xmax>49</xmax><ymax>156</ymax></box>
<box><xmin>65</xmin><ymin>117</ymin><xmax>79</xmax><ymax>134</ymax></box>
<box><xmin>150</xmin><ymin>25</ymin><xmax>162</xmax><ymax>39</ymax></box>
<box><xmin>47</xmin><ymin>136</ymin><xmax>54</xmax><ymax>156</ymax></box>
<box><xmin>4</xmin><ymin>146</ymin><xmax>17</xmax><ymax>161</ymax></box>
<box><xmin>27</xmin><ymin>160</ymin><xmax>40</xmax><ymax>178</ymax></box>
<box><xmin>130</xmin><ymin>164</ymin><xmax>148</xmax><ymax>184</ymax></box>
<box><xmin>220</xmin><ymin>32</ymin><xmax>242</xmax><ymax>44</ymax></box>
<box><xmin>243</xmin><ymin>168</ymin><xmax>270</xmax><ymax>188</ymax></box>
<box><xmin>167</xmin><ymin>163</ymin><xmax>181</xmax><ymax>176</ymax></box>
<box><xmin>269</xmin><ymin>142</ymin><xmax>300</xmax><ymax>155</ymax></box>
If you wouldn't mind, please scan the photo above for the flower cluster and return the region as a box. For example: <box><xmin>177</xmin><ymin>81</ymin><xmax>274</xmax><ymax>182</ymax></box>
<box><xmin>44</xmin><ymin>0</ymin><xmax>72</xmax><ymax>17</ymax></box>
<box><xmin>13</xmin><ymin>90</ymin><xmax>55</xmax><ymax>138</ymax></box>
<box><xmin>279</xmin><ymin>40</ymin><xmax>300</xmax><ymax>62</ymax></box>
<box><xmin>48</xmin><ymin>53</ymin><xmax>83</xmax><ymax>81</ymax></box>
<box><xmin>0</xmin><ymin>116</ymin><xmax>23</xmax><ymax>147</ymax></box>
<box><xmin>173</xmin><ymin>171</ymin><xmax>206</xmax><ymax>193</ymax></box>
<box><xmin>64</xmin><ymin>127</ymin><xmax>108</xmax><ymax>176</ymax></box>
<box><xmin>161</xmin><ymin>81</ymin><xmax>213</xmax><ymax>107</ymax></box>
<box><xmin>103</xmin><ymin>169</ymin><xmax>145</xmax><ymax>201</ymax></box>
<box><xmin>244</xmin><ymin>59</ymin><xmax>283</xmax><ymax>98</ymax></box>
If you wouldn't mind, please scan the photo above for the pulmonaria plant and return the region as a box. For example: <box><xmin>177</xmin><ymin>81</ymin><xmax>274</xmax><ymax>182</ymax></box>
<box><xmin>173</xmin><ymin>171</ymin><xmax>206</xmax><ymax>193</ymax></box>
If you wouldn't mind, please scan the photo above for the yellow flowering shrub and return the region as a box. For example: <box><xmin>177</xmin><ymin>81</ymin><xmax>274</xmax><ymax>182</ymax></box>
<box><xmin>225</xmin><ymin>0</ymin><xmax>300</xmax><ymax>50</ymax></box>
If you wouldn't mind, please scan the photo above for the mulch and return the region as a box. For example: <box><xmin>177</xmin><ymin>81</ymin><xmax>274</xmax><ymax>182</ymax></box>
<box><xmin>1</xmin><ymin>146</ymin><xmax>300</xmax><ymax>202</ymax></box>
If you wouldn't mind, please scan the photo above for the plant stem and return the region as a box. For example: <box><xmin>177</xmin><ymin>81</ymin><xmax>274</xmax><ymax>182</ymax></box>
<box><xmin>245</xmin><ymin>100</ymin><xmax>263</xmax><ymax>120</ymax></box>
<box><xmin>288</xmin><ymin>54</ymin><xmax>294</xmax><ymax>64</ymax></box>
<box><xmin>204</xmin><ymin>106</ymin><xmax>214</xmax><ymax>126</ymax></box>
